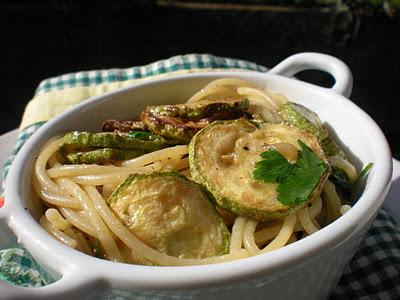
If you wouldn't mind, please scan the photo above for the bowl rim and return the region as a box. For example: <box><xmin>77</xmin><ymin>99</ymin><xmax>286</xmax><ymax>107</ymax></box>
<box><xmin>3</xmin><ymin>70</ymin><xmax>393</xmax><ymax>289</ymax></box>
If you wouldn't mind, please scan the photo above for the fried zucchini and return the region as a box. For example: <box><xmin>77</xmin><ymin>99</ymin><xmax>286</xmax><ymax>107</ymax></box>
<box><xmin>64</xmin><ymin>148</ymin><xmax>147</xmax><ymax>164</ymax></box>
<box><xmin>144</xmin><ymin>98</ymin><xmax>249</xmax><ymax>119</ymax></box>
<box><xmin>141</xmin><ymin>99</ymin><xmax>249</xmax><ymax>142</ymax></box>
<box><xmin>279</xmin><ymin>103</ymin><xmax>346</xmax><ymax>158</ymax></box>
<box><xmin>107</xmin><ymin>172</ymin><xmax>230</xmax><ymax>260</ymax></box>
<box><xmin>189</xmin><ymin>119</ymin><xmax>330</xmax><ymax>221</ymax></box>
<box><xmin>102</xmin><ymin>119</ymin><xmax>147</xmax><ymax>132</ymax></box>
<box><xmin>60</xmin><ymin>131</ymin><xmax>171</xmax><ymax>153</ymax></box>
<box><xmin>140</xmin><ymin>113</ymin><xmax>200</xmax><ymax>142</ymax></box>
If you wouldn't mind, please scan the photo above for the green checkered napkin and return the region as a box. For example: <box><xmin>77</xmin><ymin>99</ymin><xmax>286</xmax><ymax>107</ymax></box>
<box><xmin>0</xmin><ymin>54</ymin><xmax>399</xmax><ymax>298</ymax></box>
<box><xmin>0</xmin><ymin>248</ymin><xmax>52</xmax><ymax>287</ymax></box>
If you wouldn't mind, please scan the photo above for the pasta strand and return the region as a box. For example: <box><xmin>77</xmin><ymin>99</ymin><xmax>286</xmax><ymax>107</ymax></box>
<box><xmin>229</xmin><ymin>217</ymin><xmax>247</xmax><ymax>253</ymax></box>
<box><xmin>260</xmin><ymin>214</ymin><xmax>297</xmax><ymax>254</ymax></box>
<box><xmin>57</xmin><ymin>178</ymin><xmax>123</xmax><ymax>262</ymax></box>
<box><xmin>243</xmin><ymin>219</ymin><xmax>260</xmax><ymax>255</ymax></box>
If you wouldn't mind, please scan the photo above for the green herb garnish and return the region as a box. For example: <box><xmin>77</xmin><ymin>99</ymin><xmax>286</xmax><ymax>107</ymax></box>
<box><xmin>253</xmin><ymin>140</ymin><xmax>329</xmax><ymax>205</ymax></box>
<box><xmin>354</xmin><ymin>162</ymin><xmax>374</xmax><ymax>186</ymax></box>
<box><xmin>128</xmin><ymin>131</ymin><xmax>154</xmax><ymax>140</ymax></box>
<box><xmin>253</xmin><ymin>149</ymin><xmax>293</xmax><ymax>182</ymax></box>
<box><xmin>351</xmin><ymin>162</ymin><xmax>373</xmax><ymax>202</ymax></box>
<box><xmin>329</xmin><ymin>167</ymin><xmax>352</xmax><ymax>201</ymax></box>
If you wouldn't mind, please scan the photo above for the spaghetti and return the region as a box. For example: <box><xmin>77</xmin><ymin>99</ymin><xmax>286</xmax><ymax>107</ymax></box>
<box><xmin>33</xmin><ymin>78</ymin><xmax>355</xmax><ymax>266</ymax></box>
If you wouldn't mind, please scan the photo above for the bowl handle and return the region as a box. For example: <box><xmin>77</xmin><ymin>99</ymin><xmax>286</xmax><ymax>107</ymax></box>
<box><xmin>268</xmin><ymin>52</ymin><xmax>353</xmax><ymax>98</ymax></box>
<box><xmin>0</xmin><ymin>206</ymin><xmax>101</xmax><ymax>298</ymax></box>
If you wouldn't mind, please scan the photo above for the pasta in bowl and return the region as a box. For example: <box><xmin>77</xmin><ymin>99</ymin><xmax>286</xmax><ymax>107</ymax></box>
<box><xmin>33</xmin><ymin>78</ymin><xmax>361</xmax><ymax>266</ymax></box>
<box><xmin>2</xmin><ymin>53</ymin><xmax>392</xmax><ymax>299</ymax></box>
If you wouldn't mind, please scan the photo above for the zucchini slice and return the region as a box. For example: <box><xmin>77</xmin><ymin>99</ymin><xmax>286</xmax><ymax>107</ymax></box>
<box><xmin>279</xmin><ymin>103</ymin><xmax>346</xmax><ymax>158</ymax></box>
<box><xmin>60</xmin><ymin>131</ymin><xmax>171</xmax><ymax>153</ymax></box>
<box><xmin>189</xmin><ymin>119</ymin><xmax>330</xmax><ymax>221</ymax></box>
<box><xmin>107</xmin><ymin>172</ymin><xmax>230</xmax><ymax>260</ymax></box>
<box><xmin>144</xmin><ymin>98</ymin><xmax>249</xmax><ymax>119</ymax></box>
<box><xmin>102</xmin><ymin>119</ymin><xmax>147</xmax><ymax>132</ymax></box>
<box><xmin>65</xmin><ymin>148</ymin><xmax>147</xmax><ymax>164</ymax></box>
<box><xmin>140</xmin><ymin>114</ymin><xmax>199</xmax><ymax>143</ymax></box>
<box><xmin>141</xmin><ymin>99</ymin><xmax>249</xmax><ymax>142</ymax></box>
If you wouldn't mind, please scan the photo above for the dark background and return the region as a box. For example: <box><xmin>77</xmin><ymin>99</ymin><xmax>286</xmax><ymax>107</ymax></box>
<box><xmin>1</xmin><ymin>0</ymin><xmax>399</xmax><ymax>158</ymax></box>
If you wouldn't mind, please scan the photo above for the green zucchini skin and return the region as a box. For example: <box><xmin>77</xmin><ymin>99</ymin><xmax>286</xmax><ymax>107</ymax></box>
<box><xmin>107</xmin><ymin>171</ymin><xmax>230</xmax><ymax>260</ymax></box>
<box><xmin>189</xmin><ymin>119</ymin><xmax>330</xmax><ymax>221</ymax></box>
<box><xmin>141</xmin><ymin>99</ymin><xmax>250</xmax><ymax>142</ymax></box>
<box><xmin>279</xmin><ymin>103</ymin><xmax>328</xmax><ymax>140</ymax></box>
<box><xmin>65</xmin><ymin>148</ymin><xmax>147</xmax><ymax>164</ymax></box>
<box><xmin>140</xmin><ymin>113</ymin><xmax>198</xmax><ymax>143</ymax></box>
<box><xmin>144</xmin><ymin>98</ymin><xmax>249</xmax><ymax>119</ymax></box>
<box><xmin>60</xmin><ymin>131</ymin><xmax>172</xmax><ymax>153</ymax></box>
<box><xmin>279</xmin><ymin>103</ymin><xmax>346</xmax><ymax>159</ymax></box>
<box><xmin>102</xmin><ymin>119</ymin><xmax>146</xmax><ymax>132</ymax></box>
<box><xmin>320</xmin><ymin>136</ymin><xmax>346</xmax><ymax>159</ymax></box>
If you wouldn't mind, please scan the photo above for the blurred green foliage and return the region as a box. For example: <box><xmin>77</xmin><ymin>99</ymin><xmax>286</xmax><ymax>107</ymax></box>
<box><xmin>172</xmin><ymin>0</ymin><xmax>399</xmax><ymax>16</ymax></box>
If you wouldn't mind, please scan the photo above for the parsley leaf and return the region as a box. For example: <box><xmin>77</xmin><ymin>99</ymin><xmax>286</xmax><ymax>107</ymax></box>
<box><xmin>253</xmin><ymin>140</ymin><xmax>328</xmax><ymax>206</ymax></box>
<box><xmin>278</xmin><ymin>141</ymin><xmax>328</xmax><ymax>205</ymax></box>
<box><xmin>128</xmin><ymin>131</ymin><xmax>157</xmax><ymax>140</ymax></box>
<box><xmin>253</xmin><ymin>149</ymin><xmax>293</xmax><ymax>182</ymax></box>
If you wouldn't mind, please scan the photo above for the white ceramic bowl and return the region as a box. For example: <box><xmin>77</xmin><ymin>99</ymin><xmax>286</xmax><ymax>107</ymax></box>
<box><xmin>0</xmin><ymin>53</ymin><xmax>393</xmax><ymax>300</ymax></box>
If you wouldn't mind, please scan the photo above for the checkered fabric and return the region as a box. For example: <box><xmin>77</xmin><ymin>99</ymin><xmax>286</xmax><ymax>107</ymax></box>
<box><xmin>34</xmin><ymin>53</ymin><xmax>267</xmax><ymax>95</ymax></box>
<box><xmin>1</xmin><ymin>54</ymin><xmax>399</xmax><ymax>298</ymax></box>
<box><xmin>0</xmin><ymin>248</ymin><xmax>51</xmax><ymax>288</ymax></box>
<box><xmin>331</xmin><ymin>208</ymin><xmax>400</xmax><ymax>299</ymax></box>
